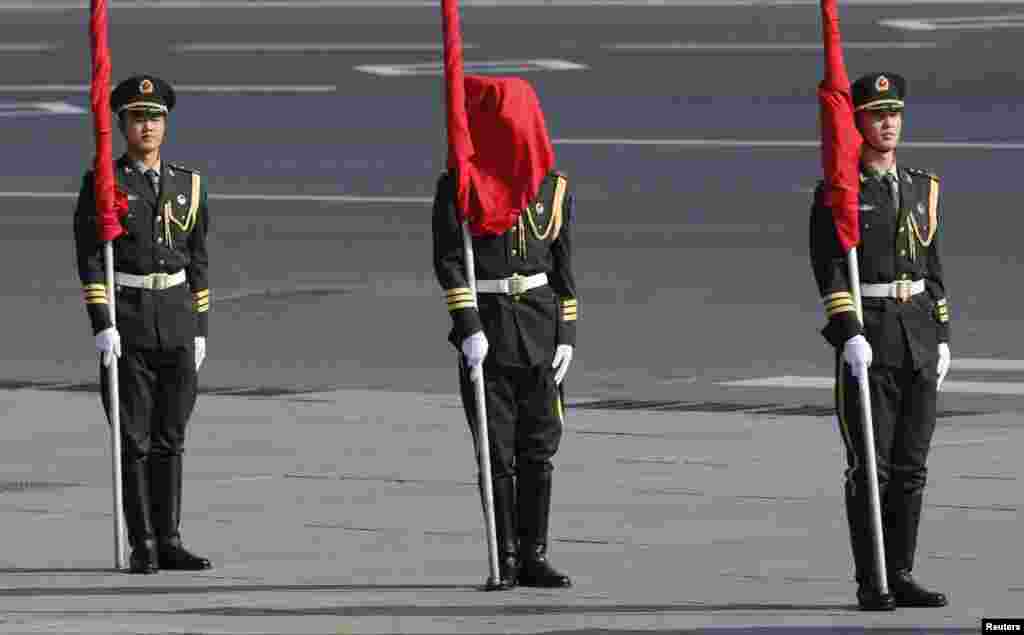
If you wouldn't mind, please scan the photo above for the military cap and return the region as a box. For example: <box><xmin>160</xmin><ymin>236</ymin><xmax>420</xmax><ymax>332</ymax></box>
<box><xmin>851</xmin><ymin>72</ymin><xmax>906</xmax><ymax>112</ymax></box>
<box><xmin>110</xmin><ymin>75</ymin><xmax>176</xmax><ymax>115</ymax></box>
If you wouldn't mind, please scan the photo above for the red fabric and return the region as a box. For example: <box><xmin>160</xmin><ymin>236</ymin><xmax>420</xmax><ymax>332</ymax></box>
<box><xmin>89</xmin><ymin>0</ymin><xmax>127</xmax><ymax>243</ymax></box>
<box><xmin>818</xmin><ymin>0</ymin><xmax>862</xmax><ymax>254</ymax></box>
<box><xmin>442</xmin><ymin>0</ymin><xmax>555</xmax><ymax>237</ymax></box>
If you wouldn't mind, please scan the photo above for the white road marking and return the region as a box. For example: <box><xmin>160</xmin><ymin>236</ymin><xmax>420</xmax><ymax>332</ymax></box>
<box><xmin>604</xmin><ymin>41</ymin><xmax>938</xmax><ymax>51</ymax></box>
<box><xmin>0</xmin><ymin>84</ymin><xmax>336</xmax><ymax>94</ymax></box>
<box><xmin>954</xmin><ymin>358</ymin><xmax>1024</xmax><ymax>371</ymax></box>
<box><xmin>173</xmin><ymin>42</ymin><xmax>478</xmax><ymax>53</ymax></box>
<box><xmin>0</xmin><ymin>101</ymin><xmax>87</xmax><ymax>117</ymax></box>
<box><xmin>721</xmin><ymin>376</ymin><xmax>1024</xmax><ymax>396</ymax></box>
<box><xmin>8</xmin><ymin>0</ymin><xmax>1024</xmax><ymax>9</ymax></box>
<box><xmin>356</xmin><ymin>59</ymin><xmax>587</xmax><ymax>77</ymax></box>
<box><xmin>881</xmin><ymin>14</ymin><xmax>1024</xmax><ymax>31</ymax></box>
<box><xmin>0</xmin><ymin>43</ymin><xmax>59</xmax><ymax>52</ymax></box>
<box><xmin>552</xmin><ymin>138</ymin><xmax>1024</xmax><ymax>150</ymax></box>
<box><xmin>0</xmin><ymin>191</ymin><xmax>431</xmax><ymax>204</ymax></box>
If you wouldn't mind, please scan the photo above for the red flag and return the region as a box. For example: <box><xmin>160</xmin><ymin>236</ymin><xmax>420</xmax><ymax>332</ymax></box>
<box><xmin>818</xmin><ymin>0</ymin><xmax>862</xmax><ymax>253</ymax></box>
<box><xmin>441</xmin><ymin>0</ymin><xmax>554</xmax><ymax>237</ymax></box>
<box><xmin>89</xmin><ymin>0</ymin><xmax>127</xmax><ymax>243</ymax></box>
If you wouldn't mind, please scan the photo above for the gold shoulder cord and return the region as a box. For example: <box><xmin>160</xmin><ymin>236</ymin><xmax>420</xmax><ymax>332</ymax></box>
<box><xmin>525</xmin><ymin>175</ymin><xmax>567</xmax><ymax>241</ymax></box>
<box><xmin>908</xmin><ymin>177</ymin><xmax>939</xmax><ymax>259</ymax></box>
<box><xmin>166</xmin><ymin>173</ymin><xmax>202</xmax><ymax>240</ymax></box>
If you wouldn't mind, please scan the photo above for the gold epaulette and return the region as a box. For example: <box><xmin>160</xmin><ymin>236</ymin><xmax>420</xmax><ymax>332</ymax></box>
<box><xmin>193</xmin><ymin>288</ymin><xmax>210</xmax><ymax>313</ymax></box>
<box><xmin>83</xmin><ymin>283</ymin><xmax>108</xmax><ymax>305</ymax></box>
<box><xmin>905</xmin><ymin>167</ymin><xmax>939</xmax><ymax>182</ymax></box>
<box><xmin>168</xmin><ymin>163</ymin><xmax>199</xmax><ymax>175</ymax></box>
<box><xmin>823</xmin><ymin>291</ymin><xmax>855</xmax><ymax>319</ymax></box>
<box><xmin>445</xmin><ymin>287</ymin><xmax>476</xmax><ymax>312</ymax></box>
<box><xmin>560</xmin><ymin>297</ymin><xmax>578</xmax><ymax>322</ymax></box>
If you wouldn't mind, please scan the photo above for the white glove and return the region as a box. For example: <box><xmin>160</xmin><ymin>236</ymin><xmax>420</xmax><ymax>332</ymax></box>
<box><xmin>552</xmin><ymin>344</ymin><xmax>574</xmax><ymax>385</ymax></box>
<box><xmin>937</xmin><ymin>342</ymin><xmax>951</xmax><ymax>391</ymax></box>
<box><xmin>843</xmin><ymin>334</ymin><xmax>873</xmax><ymax>378</ymax></box>
<box><xmin>95</xmin><ymin>327</ymin><xmax>121</xmax><ymax>368</ymax></box>
<box><xmin>195</xmin><ymin>336</ymin><xmax>207</xmax><ymax>371</ymax></box>
<box><xmin>461</xmin><ymin>331</ymin><xmax>488</xmax><ymax>369</ymax></box>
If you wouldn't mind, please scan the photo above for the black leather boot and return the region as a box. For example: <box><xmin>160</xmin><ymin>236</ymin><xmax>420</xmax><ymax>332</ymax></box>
<box><xmin>890</xmin><ymin>570</ymin><xmax>947</xmax><ymax>607</ymax></box>
<box><xmin>846</xmin><ymin>483</ymin><xmax>893</xmax><ymax>610</ymax></box>
<box><xmin>491</xmin><ymin>475</ymin><xmax>518</xmax><ymax>589</ymax></box>
<box><xmin>123</xmin><ymin>457</ymin><xmax>158</xmax><ymax>574</ymax></box>
<box><xmin>516</xmin><ymin>470</ymin><xmax>570</xmax><ymax>588</ymax></box>
<box><xmin>151</xmin><ymin>455</ymin><xmax>211</xmax><ymax>570</ymax></box>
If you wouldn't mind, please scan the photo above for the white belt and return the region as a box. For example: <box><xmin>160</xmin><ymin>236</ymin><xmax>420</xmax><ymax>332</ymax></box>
<box><xmin>476</xmin><ymin>272</ymin><xmax>548</xmax><ymax>295</ymax></box>
<box><xmin>861</xmin><ymin>279</ymin><xmax>925</xmax><ymax>301</ymax></box>
<box><xmin>115</xmin><ymin>270</ymin><xmax>187</xmax><ymax>291</ymax></box>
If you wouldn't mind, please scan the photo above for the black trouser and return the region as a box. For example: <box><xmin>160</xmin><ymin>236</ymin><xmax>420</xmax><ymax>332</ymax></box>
<box><xmin>458</xmin><ymin>359</ymin><xmax>563</xmax><ymax>479</ymax></box>
<box><xmin>458</xmin><ymin>359</ymin><xmax>564</xmax><ymax>556</ymax></box>
<box><xmin>835</xmin><ymin>348</ymin><xmax>938</xmax><ymax>583</ymax></box>
<box><xmin>100</xmin><ymin>346</ymin><xmax>197</xmax><ymax>549</ymax></box>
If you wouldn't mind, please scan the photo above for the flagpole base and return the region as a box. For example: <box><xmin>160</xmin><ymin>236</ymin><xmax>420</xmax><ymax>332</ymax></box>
<box><xmin>482</xmin><ymin>576</ymin><xmax>512</xmax><ymax>591</ymax></box>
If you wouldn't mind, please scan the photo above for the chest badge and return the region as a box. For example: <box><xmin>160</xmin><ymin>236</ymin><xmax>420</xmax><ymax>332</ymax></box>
<box><xmin>535</xmin><ymin>202</ymin><xmax>545</xmax><ymax>216</ymax></box>
<box><xmin>177</xmin><ymin>194</ymin><xmax>187</xmax><ymax>206</ymax></box>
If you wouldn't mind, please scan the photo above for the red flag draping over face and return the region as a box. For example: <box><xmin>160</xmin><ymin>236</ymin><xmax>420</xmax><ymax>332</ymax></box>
<box><xmin>89</xmin><ymin>0</ymin><xmax>127</xmax><ymax>243</ymax></box>
<box><xmin>441</xmin><ymin>0</ymin><xmax>555</xmax><ymax>237</ymax></box>
<box><xmin>818</xmin><ymin>0</ymin><xmax>862</xmax><ymax>253</ymax></box>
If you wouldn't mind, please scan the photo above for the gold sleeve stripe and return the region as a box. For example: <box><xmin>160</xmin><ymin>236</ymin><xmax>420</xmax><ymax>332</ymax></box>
<box><xmin>445</xmin><ymin>287</ymin><xmax>473</xmax><ymax>298</ymax></box>
<box><xmin>562</xmin><ymin>313</ymin><xmax>578</xmax><ymax>322</ymax></box>
<box><xmin>825</xmin><ymin>297</ymin><xmax>855</xmax><ymax>309</ymax></box>
<box><xmin>936</xmin><ymin>298</ymin><xmax>948</xmax><ymax>306</ymax></box>
<box><xmin>85</xmin><ymin>297</ymin><xmax>109</xmax><ymax>305</ymax></box>
<box><xmin>448</xmin><ymin>301</ymin><xmax>477</xmax><ymax>311</ymax></box>
<box><xmin>823</xmin><ymin>291</ymin><xmax>852</xmax><ymax>303</ymax></box>
<box><xmin>445</xmin><ymin>292</ymin><xmax>474</xmax><ymax>301</ymax></box>
<box><xmin>193</xmin><ymin>289</ymin><xmax>210</xmax><ymax>299</ymax></box>
<box><xmin>826</xmin><ymin>300</ymin><xmax>855</xmax><ymax>312</ymax></box>
<box><xmin>83</xmin><ymin>283</ymin><xmax>106</xmax><ymax>291</ymax></box>
<box><xmin>196</xmin><ymin>303</ymin><xmax>210</xmax><ymax>313</ymax></box>
<box><xmin>560</xmin><ymin>298</ymin><xmax>578</xmax><ymax>306</ymax></box>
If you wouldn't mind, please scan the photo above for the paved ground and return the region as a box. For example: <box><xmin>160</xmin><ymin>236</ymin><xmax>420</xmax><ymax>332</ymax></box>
<box><xmin>0</xmin><ymin>1</ymin><xmax>1022</xmax><ymax>633</ymax></box>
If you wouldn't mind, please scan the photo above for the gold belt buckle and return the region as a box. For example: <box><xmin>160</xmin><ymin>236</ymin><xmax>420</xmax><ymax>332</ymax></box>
<box><xmin>508</xmin><ymin>273</ymin><xmax>525</xmax><ymax>296</ymax></box>
<box><xmin>894</xmin><ymin>280</ymin><xmax>912</xmax><ymax>303</ymax></box>
<box><xmin>151</xmin><ymin>272</ymin><xmax>169</xmax><ymax>290</ymax></box>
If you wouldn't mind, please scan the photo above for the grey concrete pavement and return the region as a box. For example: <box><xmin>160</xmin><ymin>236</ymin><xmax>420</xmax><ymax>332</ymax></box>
<box><xmin>0</xmin><ymin>385</ymin><xmax>1018</xmax><ymax>633</ymax></box>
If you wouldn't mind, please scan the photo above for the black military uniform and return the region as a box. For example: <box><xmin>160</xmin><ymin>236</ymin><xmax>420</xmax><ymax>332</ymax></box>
<box><xmin>73</xmin><ymin>76</ymin><xmax>212</xmax><ymax>573</ymax></box>
<box><xmin>433</xmin><ymin>169</ymin><xmax>578</xmax><ymax>588</ymax></box>
<box><xmin>810</xmin><ymin>73</ymin><xmax>949</xmax><ymax>609</ymax></box>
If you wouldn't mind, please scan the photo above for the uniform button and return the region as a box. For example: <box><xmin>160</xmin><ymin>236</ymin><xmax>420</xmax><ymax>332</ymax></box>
<box><xmin>512</xmin><ymin>250</ymin><xmax>518</xmax><ymax>255</ymax></box>
<box><xmin>156</xmin><ymin>216</ymin><xmax>162</xmax><ymax>223</ymax></box>
<box><xmin>899</xmin><ymin>250</ymin><xmax>906</xmax><ymax>257</ymax></box>
<box><xmin>898</xmin><ymin>226</ymin><xmax>904</xmax><ymax>233</ymax></box>
<box><xmin>157</xmin><ymin>238</ymin><xmax>164</xmax><ymax>244</ymax></box>
<box><xmin>159</xmin><ymin>259</ymin><xmax>165</xmax><ymax>265</ymax></box>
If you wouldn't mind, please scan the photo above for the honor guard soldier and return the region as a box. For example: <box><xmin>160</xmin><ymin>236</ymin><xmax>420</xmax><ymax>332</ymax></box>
<box><xmin>810</xmin><ymin>73</ymin><xmax>950</xmax><ymax>610</ymax></box>
<box><xmin>73</xmin><ymin>76</ymin><xmax>212</xmax><ymax>573</ymax></box>
<box><xmin>433</xmin><ymin>75</ymin><xmax>578</xmax><ymax>589</ymax></box>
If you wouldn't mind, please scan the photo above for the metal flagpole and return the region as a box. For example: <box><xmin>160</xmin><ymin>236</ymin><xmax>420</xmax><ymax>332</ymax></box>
<box><xmin>104</xmin><ymin>242</ymin><xmax>127</xmax><ymax>570</ymax></box>
<box><xmin>461</xmin><ymin>220</ymin><xmax>501</xmax><ymax>589</ymax></box>
<box><xmin>847</xmin><ymin>247</ymin><xmax>888</xmax><ymax>595</ymax></box>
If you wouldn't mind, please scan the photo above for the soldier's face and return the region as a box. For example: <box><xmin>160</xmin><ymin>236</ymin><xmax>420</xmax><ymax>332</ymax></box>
<box><xmin>121</xmin><ymin>110</ymin><xmax>166</xmax><ymax>154</ymax></box>
<box><xmin>858</xmin><ymin>109</ymin><xmax>902</xmax><ymax>152</ymax></box>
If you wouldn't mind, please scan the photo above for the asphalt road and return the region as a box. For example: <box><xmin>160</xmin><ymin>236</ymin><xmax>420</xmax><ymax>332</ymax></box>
<box><xmin>1</xmin><ymin>2</ymin><xmax>1022</xmax><ymax>632</ymax></box>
